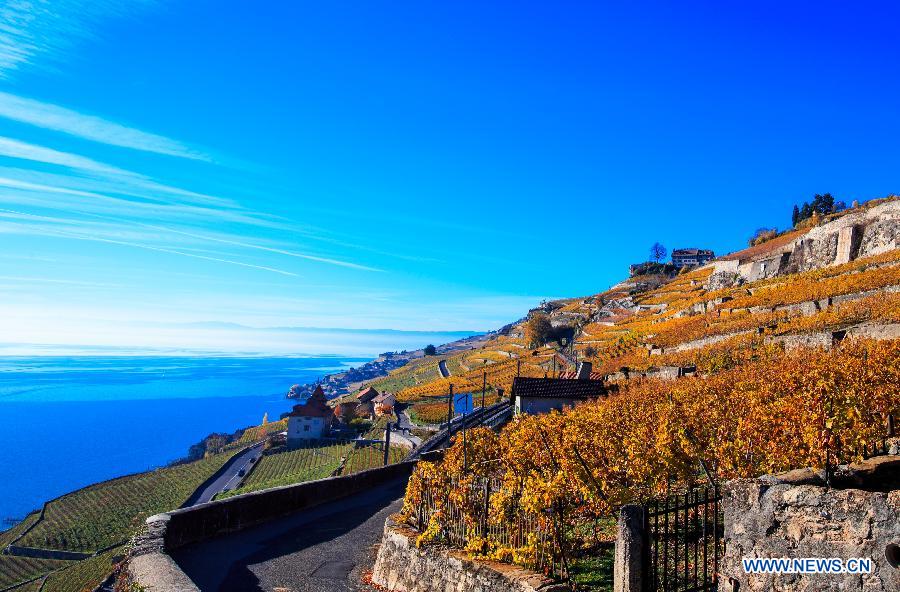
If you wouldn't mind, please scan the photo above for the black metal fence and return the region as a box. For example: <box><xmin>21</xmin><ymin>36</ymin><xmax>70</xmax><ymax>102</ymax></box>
<box><xmin>410</xmin><ymin>476</ymin><xmax>569</xmax><ymax>580</ymax></box>
<box><xmin>642</xmin><ymin>486</ymin><xmax>723</xmax><ymax>592</ymax></box>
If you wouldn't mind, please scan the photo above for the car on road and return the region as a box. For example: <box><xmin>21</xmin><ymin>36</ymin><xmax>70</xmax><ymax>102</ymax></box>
<box><xmin>238</xmin><ymin>468</ymin><xmax>246</xmax><ymax>476</ymax></box>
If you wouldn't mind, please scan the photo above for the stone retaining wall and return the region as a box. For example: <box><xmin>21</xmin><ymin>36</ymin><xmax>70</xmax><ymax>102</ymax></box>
<box><xmin>128</xmin><ymin>459</ymin><xmax>428</xmax><ymax>592</ymax></box>
<box><xmin>721</xmin><ymin>473</ymin><xmax>900</xmax><ymax>592</ymax></box>
<box><xmin>372</xmin><ymin>518</ymin><xmax>567</xmax><ymax>592</ymax></box>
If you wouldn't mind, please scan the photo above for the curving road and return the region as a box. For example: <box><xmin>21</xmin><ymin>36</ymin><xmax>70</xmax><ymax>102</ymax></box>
<box><xmin>173</xmin><ymin>478</ymin><xmax>406</xmax><ymax>591</ymax></box>
<box><xmin>437</xmin><ymin>359</ymin><xmax>450</xmax><ymax>378</ymax></box>
<box><xmin>184</xmin><ymin>442</ymin><xmax>265</xmax><ymax>507</ymax></box>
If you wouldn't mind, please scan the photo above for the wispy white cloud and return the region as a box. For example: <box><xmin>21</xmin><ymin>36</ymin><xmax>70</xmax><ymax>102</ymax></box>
<box><xmin>0</xmin><ymin>210</ymin><xmax>302</xmax><ymax>277</ymax></box>
<box><xmin>0</xmin><ymin>91</ymin><xmax>210</xmax><ymax>160</ymax></box>
<box><xmin>0</xmin><ymin>1</ymin><xmax>156</xmax><ymax>75</ymax></box>
<box><xmin>137</xmin><ymin>224</ymin><xmax>384</xmax><ymax>272</ymax></box>
<box><xmin>0</xmin><ymin>182</ymin><xmax>383</xmax><ymax>273</ymax></box>
<box><xmin>0</xmin><ymin>175</ymin><xmax>271</xmax><ymax>228</ymax></box>
<box><xmin>0</xmin><ymin>135</ymin><xmax>128</xmax><ymax>176</ymax></box>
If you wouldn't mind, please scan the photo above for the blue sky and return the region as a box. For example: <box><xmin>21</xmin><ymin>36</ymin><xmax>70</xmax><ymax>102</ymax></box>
<box><xmin>0</xmin><ymin>1</ymin><xmax>898</xmax><ymax>354</ymax></box>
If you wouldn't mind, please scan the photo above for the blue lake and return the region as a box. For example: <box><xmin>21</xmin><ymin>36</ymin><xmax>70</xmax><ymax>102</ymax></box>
<box><xmin>0</xmin><ymin>355</ymin><xmax>367</xmax><ymax>523</ymax></box>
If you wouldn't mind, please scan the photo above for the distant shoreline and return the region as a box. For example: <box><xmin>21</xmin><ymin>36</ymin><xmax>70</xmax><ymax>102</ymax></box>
<box><xmin>285</xmin><ymin>332</ymin><xmax>494</xmax><ymax>401</ymax></box>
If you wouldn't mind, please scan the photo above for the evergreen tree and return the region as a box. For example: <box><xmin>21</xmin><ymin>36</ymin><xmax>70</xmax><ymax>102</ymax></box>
<box><xmin>800</xmin><ymin>202</ymin><xmax>813</xmax><ymax>220</ymax></box>
<box><xmin>791</xmin><ymin>204</ymin><xmax>800</xmax><ymax>227</ymax></box>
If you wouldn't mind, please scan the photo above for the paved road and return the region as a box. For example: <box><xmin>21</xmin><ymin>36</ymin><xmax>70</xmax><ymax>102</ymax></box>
<box><xmin>437</xmin><ymin>359</ymin><xmax>450</xmax><ymax>378</ymax></box>
<box><xmin>173</xmin><ymin>479</ymin><xmax>406</xmax><ymax>592</ymax></box>
<box><xmin>185</xmin><ymin>442</ymin><xmax>264</xmax><ymax>506</ymax></box>
<box><xmin>393</xmin><ymin>406</ymin><xmax>428</xmax><ymax>447</ymax></box>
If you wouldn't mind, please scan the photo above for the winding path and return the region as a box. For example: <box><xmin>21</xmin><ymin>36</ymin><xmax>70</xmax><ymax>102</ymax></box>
<box><xmin>437</xmin><ymin>359</ymin><xmax>450</xmax><ymax>378</ymax></box>
<box><xmin>183</xmin><ymin>442</ymin><xmax>265</xmax><ymax>507</ymax></box>
<box><xmin>173</xmin><ymin>479</ymin><xmax>406</xmax><ymax>591</ymax></box>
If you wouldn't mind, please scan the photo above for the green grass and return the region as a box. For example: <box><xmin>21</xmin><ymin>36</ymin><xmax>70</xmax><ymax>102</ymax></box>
<box><xmin>19</xmin><ymin>450</ymin><xmax>241</xmax><ymax>553</ymax></box>
<box><xmin>42</xmin><ymin>545</ymin><xmax>126</xmax><ymax>592</ymax></box>
<box><xmin>0</xmin><ymin>556</ymin><xmax>68</xmax><ymax>589</ymax></box>
<box><xmin>569</xmin><ymin>546</ymin><xmax>614</xmax><ymax>592</ymax></box>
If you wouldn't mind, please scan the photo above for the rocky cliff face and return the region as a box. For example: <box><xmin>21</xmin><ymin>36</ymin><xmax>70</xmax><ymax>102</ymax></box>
<box><xmin>711</xmin><ymin>199</ymin><xmax>898</xmax><ymax>284</ymax></box>
<box><xmin>783</xmin><ymin>199</ymin><xmax>897</xmax><ymax>274</ymax></box>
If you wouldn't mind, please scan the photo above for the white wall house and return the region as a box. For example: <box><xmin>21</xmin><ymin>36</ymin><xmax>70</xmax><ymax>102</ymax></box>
<box><xmin>286</xmin><ymin>385</ymin><xmax>334</xmax><ymax>446</ymax></box>
<box><xmin>287</xmin><ymin>414</ymin><xmax>329</xmax><ymax>440</ymax></box>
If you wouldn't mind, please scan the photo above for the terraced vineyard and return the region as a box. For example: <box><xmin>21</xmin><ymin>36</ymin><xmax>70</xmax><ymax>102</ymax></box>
<box><xmin>0</xmin><ymin>510</ymin><xmax>40</xmax><ymax>548</ymax></box>
<box><xmin>369</xmin><ymin>355</ymin><xmax>447</xmax><ymax>393</ymax></box>
<box><xmin>224</xmin><ymin>438</ymin><xmax>407</xmax><ymax>497</ymax></box>
<box><xmin>19</xmin><ymin>448</ymin><xmax>241</xmax><ymax>552</ymax></box>
<box><xmin>228</xmin><ymin>418</ymin><xmax>288</xmax><ymax>449</ymax></box>
<box><xmin>0</xmin><ymin>556</ymin><xmax>67</xmax><ymax>590</ymax></box>
<box><xmin>40</xmin><ymin>545</ymin><xmax>126</xmax><ymax>592</ymax></box>
<box><xmin>236</xmin><ymin>441</ymin><xmax>353</xmax><ymax>494</ymax></box>
<box><xmin>344</xmin><ymin>443</ymin><xmax>407</xmax><ymax>474</ymax></box>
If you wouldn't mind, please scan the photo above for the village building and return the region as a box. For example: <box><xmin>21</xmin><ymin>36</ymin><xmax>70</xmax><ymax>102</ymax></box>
<box><xmin>372</xmin><ymin>392</ymin><xmax>396</xmax><ymax>416</ymax></box>
<box><xmin>286</xmin><ymin>385</ymin><xmax>333</xmax><ymax>445</ymax></box>
<box><xmin>333</xmin><ymin>400</ymin><xmax>359</xmax><ymax>424</ymax></box>
<box><xmin>356</xmin><ymin>386</ymin><xmax>380</xmax><ymax>403</ymax></box>
<box><xmin>511</xmin><ymin>364</ymin><xmax>607</xmax><ymax>415</ymax></box>
<box><xmin>356</xmin><ymin>400</ymin><xmax>375</xmax><ymax>419</ymax></box>
<box><xmin>671</xmin><ymin>248</ymin><xmax>715</xmax><ymax>267</ymax></box>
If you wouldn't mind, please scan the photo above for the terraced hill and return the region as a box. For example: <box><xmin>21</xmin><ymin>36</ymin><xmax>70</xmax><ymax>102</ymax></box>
<box><xmin>2</xmin><ymin>196</ymin><xmax>895</xmax><ymax>590</ymax></box>
<box><xmin>0</xmin><ymin>423</ymin><xmax>271</xmax><ymax>592</ymax></box>
<box><xmin>356</xmin><ymin>197</ymin><xmax>899</xmax><ymax>419</ymax></box>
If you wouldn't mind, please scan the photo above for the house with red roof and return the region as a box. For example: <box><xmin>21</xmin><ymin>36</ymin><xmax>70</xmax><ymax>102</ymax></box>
<box><xmin>356</xmin><ymin>386</ymin><xmax>380</xmax><ymax>403</ymax></box>
<box><xmin>286</xmin><ymin>385</ymin><xmax>334</xmax><ymax>444</ymax></box>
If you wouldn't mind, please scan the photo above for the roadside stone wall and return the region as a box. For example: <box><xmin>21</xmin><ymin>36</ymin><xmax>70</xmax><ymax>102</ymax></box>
<box><xmin>128</xmin><ymin>459</ymin><xmax>430</xmax><ymax>592</ymax></box>
<box><xmin>721</xmin><ymin>470</ymin><xmax>900</xmax><ymax>592</ymax></box>
<box><xmin>372</xmin><ymin>518</ymin><xmax>567</xmax><ymax>592</ymax></box>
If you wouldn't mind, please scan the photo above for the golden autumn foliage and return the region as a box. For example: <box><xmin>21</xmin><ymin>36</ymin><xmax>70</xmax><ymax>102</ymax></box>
<box><xmin>402</xmin><ymin>340</ymin><xmax>899</xmax><ymax>559</ymax></box>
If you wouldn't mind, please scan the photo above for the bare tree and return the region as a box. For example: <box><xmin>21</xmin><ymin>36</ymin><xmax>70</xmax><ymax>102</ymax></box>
<box><xmin>650</xmin><ymin>242</ymin><xmax>667</xmax><ymax>263</ymax></box>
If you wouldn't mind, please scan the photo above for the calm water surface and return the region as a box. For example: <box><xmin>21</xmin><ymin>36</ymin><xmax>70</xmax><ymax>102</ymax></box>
<box><xmin>0</xmin><ymin>356</ymin><xmax>366</xmax><ymax>523</ymax></box>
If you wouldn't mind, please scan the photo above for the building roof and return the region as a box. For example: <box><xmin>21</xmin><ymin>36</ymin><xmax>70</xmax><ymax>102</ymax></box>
<box><xmin>287</xmin><ymin>385</ymin><xmax>333</xmax><ymax>418</ymax></box>
<box><xmin>511</xmin><ymin>377</ymin><xmax>607</xmax><ymax>400</ymax></box>
<box><xmin>672</xmin><ymin>248</ymin><xmax>715</xmax><ymax>257</ymax></box>
<box><xmin>372</xmin><ymin>392</ymin><xmax>396</xmax><ymax>405</ymax></box>
<box><xmin>356</xmin><ymin>386</ymin><xmax>380</xmax><ymax>402</ymax></box>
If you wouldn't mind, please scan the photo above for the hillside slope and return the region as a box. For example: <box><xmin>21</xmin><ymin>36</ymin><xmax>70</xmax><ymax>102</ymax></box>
<box><xmin>359</xmin><ymin>197</ymin><xmax>899</xmax><ymax>413</ymax></box>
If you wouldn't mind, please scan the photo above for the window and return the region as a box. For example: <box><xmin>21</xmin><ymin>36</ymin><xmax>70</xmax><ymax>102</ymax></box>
<box><xmin>303</xmin><ymin>425</ymin><xmax>310</xmax><ymax>432</ymax></box>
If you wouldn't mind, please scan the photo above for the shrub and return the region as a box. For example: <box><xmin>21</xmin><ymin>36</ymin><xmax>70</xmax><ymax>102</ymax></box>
<box><xmin>524</xmin><ymin>312</ymin><xmax>554</xmax><ymax>348</ymax></box>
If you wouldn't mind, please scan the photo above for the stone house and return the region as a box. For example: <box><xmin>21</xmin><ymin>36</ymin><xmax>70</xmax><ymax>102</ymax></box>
<box><xmin>286</xmin><ymin>385</ymin><xmax>333</xmax><ymax>445</ymax></box>
<box><xmin>671</xmin><ymin>248</ymin><xmax>715</xmax><ymax>268</ymax></box>
<box><xmin>372</xmin><ymin>392</ymin><xmax>396</xmax><ymax>416</ymax></box>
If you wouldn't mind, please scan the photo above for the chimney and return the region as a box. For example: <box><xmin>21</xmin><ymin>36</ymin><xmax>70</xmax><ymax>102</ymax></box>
<box><xmin>576</xmin><ymin>361</ymin><xmax>592</xmax><ymax>380</ymax></box>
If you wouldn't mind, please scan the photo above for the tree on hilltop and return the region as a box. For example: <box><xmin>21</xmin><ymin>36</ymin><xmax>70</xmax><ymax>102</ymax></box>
<box><xmin>749</xmin><ymin>227</ymin><xmax>778</xmax><ymax>247</ymax></box>
<box><xmin>791</xmin><ymin>205</ymin><xmax>800</xmax><ymax>227</ymax></box>
<box><xmin>650</xmin><ymin>242</ymin><xmax>668</xmax><ymax>263</ymax></box>
<box><xmin>524</xmin><ymin>312</ymin><xmax>554</xmax><ymax>349</ymax></box>
<box><xmin>424</xmin><ymin>344</ymin><xmax>437</xmax><ymax>356</ymax></box>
